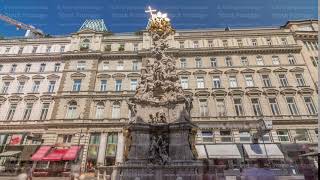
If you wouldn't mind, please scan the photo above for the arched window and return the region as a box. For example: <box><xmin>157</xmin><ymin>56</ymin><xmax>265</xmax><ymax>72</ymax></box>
<box><xmin>112</xmin><ymin>102</ymin><xmax>121</xmax><ymax>119</ymax></box>
<box><xmin>95</xmin><ymin>102</ymin><xmax>105</xmax><ymax>119</ymax></box>
<box><xmin>66</xmin><ymin>101</ymin><xmax>77</xmax><ymax>119</ymax></box>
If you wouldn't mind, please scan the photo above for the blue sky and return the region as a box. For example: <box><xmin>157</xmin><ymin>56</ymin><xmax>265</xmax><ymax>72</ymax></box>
<box><xmin>0</xmin><ymin>0</ymin><xmax>317</xmax><ymax>37</ymax></box>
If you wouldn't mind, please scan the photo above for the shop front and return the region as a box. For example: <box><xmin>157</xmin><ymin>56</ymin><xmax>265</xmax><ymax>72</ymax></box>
<box><xmin>31</xmin><ymin>145</ymin><xmax>82</xmax><ymax>177</ymax></box>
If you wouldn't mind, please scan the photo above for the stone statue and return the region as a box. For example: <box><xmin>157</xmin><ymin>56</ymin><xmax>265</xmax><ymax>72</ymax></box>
<box><xmin>148</xmin><ymin>135</ymin><xmax>169</xmax><ymax>165</ymax></box>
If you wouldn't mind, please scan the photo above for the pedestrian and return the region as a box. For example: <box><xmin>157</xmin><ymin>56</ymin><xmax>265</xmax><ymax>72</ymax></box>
<box><xmin>27</xmin><ymin>166</ymin><xmax>33</xmax><ymax>180</ymax></box>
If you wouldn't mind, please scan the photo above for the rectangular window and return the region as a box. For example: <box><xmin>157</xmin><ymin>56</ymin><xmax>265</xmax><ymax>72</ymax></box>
<box><xmin>195</xmin><ymin>58</ymin><xmax>202</xmax><ymax>68</ymax></box>
<box><xmin>251</xmin><ymin>39</ymin><xmax>257</xmax><ymax>46</ymax></box>
<box><xmin>100</xmin><ymin>80</ymin><xmax>107</xmax><ymax>91</ymax></box>
<box><xmin>268</xmin><ymin>98</ymin><xmax>280</xmax><ymax>115</ymax></box>
<box><xmin>72</xmin><ymin>79</ymin><xmax>81</xmax><ymax>91</ymax></box>
<box><xmin>23</xmin><ymin>103</ymin><xmax>33</xmax><ymax>120</ymax></box>
<box><xmin>208</xmin><ymin>40</ymin><xmax>213</xmax><ymax>47</ymax></box>
<box><xmin>40</xmin><ymin>103</ymin><xmax>49</xmax><ymax>120</ymax></box>
<box><xmin>46</xmin><ymin>46</ymin><xmax>51</xmax><ymax>53</ymax></box>
<box><xmin>18</xmin><ymin>47</ymin><xmax>24</xmax><ymax>54</ymax></box>
<box><xmin>212</xmin><ymin>76</ymin><xmax>221</xmax><ymax>88</ymax></box>
<box><xmin>117</xmin><ymin>61</ymin><xmax>124</xmax><ymax>70</ymax></box>
<box><xmin>95</xmin><ymin>104</ymin><xmax>104</xmax><ymax>119</ymax></box>
<box><xmin>132</xmin><ymin>61</ymin><xmax>138</xmax><ymax>71</ymax></box>
<box><xmin>239</xmin><ymin>131</ymin><xmax>251</xmax><ymax>142</ymax></box>
<box><xmin>180</xmin><ymin>59</ymin><xmax>187</xmax><ymax>68</ymax></box>
<box><xmin>256</xmin><ymin>56</ymin><xmax>264</xmax><ymax>65</ymax></box>
<box><xmin>281</xmin><ymin>38</ymin><xmax>288</xmax><ymax>45</ymax></box>
<box><xmin>60</xmin><ymin>46</ymin><xmax>65</xmax><ymax>52</ymax></box>
<box><xmin>196</xmin><ymin>77</ymin><xmax>205</xmax><ymax>88</ymax></box>
<box><xmin>295</xmin><ymin>74</ymin><xmax>305</xmax><ymax>86</ymax></box>
<box><xmin>199</xmin><ymin>99</ymin><xmax>208</xmax><ymax>116</ymax></box>
<box><xmin>272</xmin><ymin>56</ymin><xmax>280</xmax><ymax>65</ymax></box>
<box><xmin>17</xmin><ymin>81</ymin><xmax>25</xmax><ymax>93</ymax></box>
<box><xmin>32</xmin><ymin>46</ymin><xmax>37</xmax><ymax>53</ymax></box>
<box><xmin>25</xmin><ymin>64</ymin><xmax>31</xmax><ymax>72</ymax></box>
<box><xmin>295</xmin><ymin>129</ymin><xmax>309</xmax><ymax>142</ymax></box>
<box><xmin>237</xmin><ymin>39</ymin><xmax>243</xmax><ymax>47</ymax></box>
<box><xmin>216</xmin><ymin>98</ymin><xmax>226</xmax><ymax>116</ymax></box>
<box><xmin>115</xmin><ymin>80</ymin><xmax>122</xmax><ymax>91</ymax></box>
<box><xmin>262</xmin><ymin>74</ymin><xmax>272</xmax><ymax>87</ymax></box>
<box><xmin>130</xmin><ymin>79</ymin><xmax>138</xmax><ymax>91</ymax></box>
<box><xmin>1</xmin><ymin>82</ymin><xmax>10</xmax><ymax>94</ymax></box>
<box><xmin>201</xmin><ymin>131</ymin><xmax>213</xmax><ymax>142</ymax></box>
<box><xmin>5</xmin><ymin>47</ymin><xmax>10</xmax><ymax>53</ymax></box>
<box><xmin>220</xmin><ymin>130</ymin><xmax>233</xmax><ymax>142</ymax></box>
<box><xmin>106</xmin><ymin>133</ymin><xmax>118</xmax><ymax>158</ymax></box>
<box><xmin>179</xmin><ymin>42</ymin><xmax>184</xmax><ymax>49</ymax></box>
<box><xmin>245</xmin><ymin>75</ymin><xmax>254</xmax><ymax>87</ymax></box>
<box><xmin>180</xmin><ymin>77</ymin><xmax>189</xmax><ymax>89</ymax></box>
<box><xmin>225</xmin><ymin>57</ymin><xmax>232</xmax><ymax>67</ymax></box>
<box><xmin>304</xmin><ymin>97</ymin><xmax>317</xmax><ymax>115</ymax></box>
<box><xmin>311</xmin><ymin>56</ymin><xmax>318</xmax><ymax>67</ymax></box>
<box><xmin>48</xmin><ymin>81</ymin><xmax>56</xmax><ymax>93</ymax></box>
<box><xmin>10</xmin><ymin>64</ymin><xmax>17</xmax><ymax>73</ymax></box>
<box><xmin>54</xmin><ymin>63</ymin><xmax>61</xmax><ymax>72</ymax></box>
<box><xmin>112</xmin><ymin>104</ymin><xmax>121</xmax><ymax>119</ymax></box>
<box><xmin>133</xmin><ymin>43</ymin><xmax>138</xmax><ymax>51</ymax></box>
<box><xmin>0</xmin><ymin>65</ymin><xmax>2</xmax><ymax>72</ymax></box>
<box><xmin>39</xmin><ymin>64</ymin><xmax>46</xmax><ymax>72</ymax></box>
<box><xmin>222</xmin><ymin>40</ymin><xmax>228</xmax><ymax>47</ymax></box>
<box><xmin>210</xmin><ymin>57</ymin><xmax>217</xmax><ymax>67</ymax></box>
<box><xmin>89</xmin><ymin>134</ymin><xmax>100</xmax><ymax>144</ymax></box>
<box><xmin>241</xmin><ymin>57</ymin><xmax>249</xmax><ymax>66</ymax></box>
<box><xmin>233</xmin><ymin>98</ymin><xmax>244</xmax><ymax>116</ymax></box>
<box><xmin>278</xmin><ymin>74</ymin><xmax>289</xmax><ymax>87</ymax></box>
<box><xmin>286</xmin><ymin>97</ymin><xmax>299</xmax><ymax>115</ymax></box>
<box><xmin>229</xmin><ymin>76</ymin><xmax>237</xmax><ymax>88</ymax></box>
<box><xmin>6</xmin><ymin>104</ymin><xmax>17</xmax><ymax>120</ymax></box>
<box><xmin>277</xmin><ymin>130</ymin><xmax>290</xmax><ymax>142</ymax></box>
<box><xmin>77</xmin><ymin>61</ymin><xmax>86</xmax><ymax>71</ymax></box>
<box><xmin>58</xmin><ymin>134</ymin><xmax>72</xmax><ymax>143</ymax></box>
<box><xmin>288</xmin><ymin>56</ymin><xmax>296</xmax><ymax>64</ymax></box>
<box><xmin>66</xmin><ymin>104</ymin><xmax>77</xmax><ymax>119</ymax></box>
<box><xmin>32</xmin><ymin>81</ymin><xmax>40</xmax><ymax>93</ymax></box>
<box><xmin>251</xmin><ymin>98</ymin><xmax>262</xmax><ymax>116</ymax></box>
<box><xmin>193</xmin><ymin>41</ymin><xmax>199</xmax><ymax>48</ymax></box>
<box><xmin>103</xmin><ymin>61</ymin><xmax>109</xmax><ymax>70</ymax></box>
<box><xmin>266</xmin><ymin>38</ymin><xmax>272</xmax><ymax>46</ymax></box>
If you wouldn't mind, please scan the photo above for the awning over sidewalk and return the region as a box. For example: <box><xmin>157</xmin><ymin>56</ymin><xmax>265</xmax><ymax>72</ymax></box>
<box><xmin>42</xmin><ymin>148</ymin><xmax>68</xmax><ymax>161</ymax></box>
<box><xmin>31</xmin><ymin>146</ymin><xmax>51</xmax><ymax>161</ymax></box>
<box><xmin>62</xmin><ymin>146</ymin><xmax>81</xmax><ymax>161</ymax></box>
<box><xmin>243</xmin><ymin>144</ymin><xmax>284</xmax><ymax>159</ymax></box>
<box><xmin>0</xmin><ymin>150</ymin><xmax>21</xmax><ymax>157</ymax></box>
<box><xmin>206</xmin><ymin>144</ymin><xmax>242</xmax><ymax>159</ymax></box>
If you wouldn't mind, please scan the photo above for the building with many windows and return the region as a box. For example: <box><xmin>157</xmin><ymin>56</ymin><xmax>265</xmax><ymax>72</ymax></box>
<box><xmin>0</xmin><ymin>19</ymin><xmax>318</xmax><ymax>177</ymax></box>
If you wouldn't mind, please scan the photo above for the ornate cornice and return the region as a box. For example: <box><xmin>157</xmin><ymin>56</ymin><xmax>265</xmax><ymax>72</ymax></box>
<box><xmin>0</xmin><ymin>54</ymin><xmax>62</xmax><ymax>62</ymax></box>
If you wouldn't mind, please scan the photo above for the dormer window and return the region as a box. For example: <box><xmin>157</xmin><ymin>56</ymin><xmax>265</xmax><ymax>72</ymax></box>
<box><xmin>80</xmin><ymin>38</ymin><xmax>90</xmax><ymax>51</ymax></box>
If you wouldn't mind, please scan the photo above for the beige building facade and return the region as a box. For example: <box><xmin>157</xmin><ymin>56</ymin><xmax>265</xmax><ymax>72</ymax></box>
<box><xmin>0</xmin><ymin>19</ymin><xmax>318</xmax><ymax>175</ymax></box>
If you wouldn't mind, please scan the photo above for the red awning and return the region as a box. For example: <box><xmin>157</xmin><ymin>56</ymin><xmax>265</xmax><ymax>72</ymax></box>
<box><xmin>42</xmin><ymin>148</ymin><xmax>68</xmax><ymax>161</ymax></box>
<box><xmin>31</xmin><ymin>146</ymin><xmax>51</xmax><ymax>161</ymax></box>
<box><xmin>62</xmin><ymin>146</ymin><xmax>81</xmax><ymax>161</ymax></box>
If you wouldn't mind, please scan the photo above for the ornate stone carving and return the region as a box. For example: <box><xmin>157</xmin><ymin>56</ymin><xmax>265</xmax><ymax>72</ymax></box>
<box><xmin>148</xmin><ymin>112</ymin><xmax>167</xmax><ymax>124</ymax></box>
<box><xmin>134</xmin><ymin>7</ymin><xmax>185</xmax><ymax>105</ymax></box>
<box><xmin>148</xmin><ymin>135</ymin><xmax>169</xmax><ymax>165</ymax></box>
